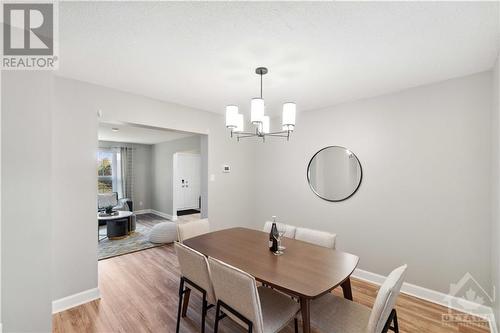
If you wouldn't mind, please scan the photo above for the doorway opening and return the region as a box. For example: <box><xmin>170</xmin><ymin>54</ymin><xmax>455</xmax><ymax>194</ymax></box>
<box><xmin>96</xmin><ymin>121</ymin><xmax>208</xmax><ymax>260</ymax></box>
<box><xmin>173</xmin><ymin>152</ymin><xmax>201</xmax><ymax>220</ymax></box>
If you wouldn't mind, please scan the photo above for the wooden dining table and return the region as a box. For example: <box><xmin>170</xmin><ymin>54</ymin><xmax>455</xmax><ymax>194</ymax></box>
<box><xmin>183</xmin><ymin>227</ymin><xmax>359</xmax><ymax>333</ymax></box>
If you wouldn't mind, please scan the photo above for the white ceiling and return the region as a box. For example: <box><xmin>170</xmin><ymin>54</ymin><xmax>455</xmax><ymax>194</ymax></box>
<box><xmin>98</xmin><ymin>123</ymin><xmax>194</xmax><ymax>145</ymax></box>
<box><xmin>58</xmin><ymin>2</ymin><xmax>499</xmax><ymax>116</ymax></box>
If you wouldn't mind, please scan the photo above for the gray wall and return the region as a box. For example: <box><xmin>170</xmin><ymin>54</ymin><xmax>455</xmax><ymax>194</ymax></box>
<box><xmin>200</xmin><ymin>135</ymin><xmax>209</xmax><ymax>218</ymax></box>
<box><xmin>52</xmin><ymin>77</ymin><xmax>99</xmax><ymax>302</ymax></box>
<box><xmin>491</xmin><ymin>55</ymin><xmax>500</xmax><ymax>330</ymax></box>
<box><xmin>254</xmin><ymin>72</ymin><xmax>492</xmax><ymax>294</ymax></box>
<box><xmin>152</xmin><ymin>135</ymin><xmax>201</xmax><ymax>216</ymax></box>
<box><xmin>50</xmin><ymin>76</ymin><xmax>256</xmax><ymax>306</ymax></box>
<box><xmin>98</xmin><ymin>141</ymin><xmax>153</xmax><ymax>211</ymax></box>
<box><xmin>4</xmin><ymin>71</ymin><xmax>493</xmax><ymax>331</ymax></box>
<box><xmin>2</xmin><ymin>72</ymin><xmax>53</xmax><ymax>332</ymax></box>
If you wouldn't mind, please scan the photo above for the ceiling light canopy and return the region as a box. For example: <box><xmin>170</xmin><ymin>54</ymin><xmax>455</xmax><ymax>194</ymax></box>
<box><xmin>225</xmin><ymin>67</ymin><xmax>296</xmax><ymax>142</ymax></box>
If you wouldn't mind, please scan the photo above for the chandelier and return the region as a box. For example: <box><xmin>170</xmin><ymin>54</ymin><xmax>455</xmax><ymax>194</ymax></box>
<box><xmin>225</xmin><ymin>67</ymin><xmax>296</xmax><ymax>142</ymax></box>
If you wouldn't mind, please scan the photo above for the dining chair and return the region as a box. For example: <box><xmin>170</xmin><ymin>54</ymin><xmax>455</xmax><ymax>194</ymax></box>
<box><xmin>177</xmin><ymin>218</ymin><xmax>210</xmax><ymax>242</ymax></box>
<box><xmin>263</xmin><ymin>221</ymin><xmax>297</xmax><ymax>238</ymax></box>
<box><xmin>310</xmin><ymin>265</ymin><xmax>408</xmax><ymax>333</ymax></box>
<box><xmin>174</xmin><ymin>242</ymin><xmax>216</xmax><ymax>333</ymax></box>
<box><xmin>294</xmin><ymin>227</ymin><xmax>336</xmax><ymax>249</ymax></box>
<box><xmin>208</xmin><ymin>256</ymin><xmax>300</xmax><ymax>333</ymax></box>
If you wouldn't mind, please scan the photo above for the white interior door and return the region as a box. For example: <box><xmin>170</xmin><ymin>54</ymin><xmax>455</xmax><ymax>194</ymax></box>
<box><xmin>176</xmin><ymin>153</ymin><xmax>201</xmax><ymax>210</ymax></box>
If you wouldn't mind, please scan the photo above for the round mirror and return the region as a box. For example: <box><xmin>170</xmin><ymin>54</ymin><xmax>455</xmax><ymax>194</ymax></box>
<box><xmin>307</xmin><ymin>146</ymin><xmax>362</xmax><ymax>202</ymax></box>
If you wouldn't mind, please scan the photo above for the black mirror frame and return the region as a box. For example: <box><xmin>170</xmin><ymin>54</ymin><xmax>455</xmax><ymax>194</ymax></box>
<box><xmin>306</xmin><ymin>145</ymin><xmax>363</xmax><ymax>202</ymax></box>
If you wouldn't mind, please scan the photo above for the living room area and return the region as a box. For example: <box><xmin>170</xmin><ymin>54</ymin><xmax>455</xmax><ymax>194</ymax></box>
<box><xmin>96</xmin><ymin>122</ymin><xmax>208</xmax><ymax>260</ymax></box>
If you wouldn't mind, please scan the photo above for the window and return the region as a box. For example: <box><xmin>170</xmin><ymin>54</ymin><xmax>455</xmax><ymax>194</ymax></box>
<box><xmin>97</xmin><ymin>150</ymin><xmax>113</xmax><ymax>193</ymax></box>
<box><xmin>97</xmin><ymin>149</ymin><xmax>123</xmax><ymax>197</ymax></box>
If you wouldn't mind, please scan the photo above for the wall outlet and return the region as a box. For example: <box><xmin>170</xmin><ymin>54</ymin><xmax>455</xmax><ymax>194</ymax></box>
<box><xmin>139</xmin><ymin>201</ymin><xmax>143</xmax><ymax>207</ymax></box>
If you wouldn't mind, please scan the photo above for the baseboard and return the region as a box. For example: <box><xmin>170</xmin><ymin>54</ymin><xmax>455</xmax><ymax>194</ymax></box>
<box><xmin>151</xmin><ymin>209</ymin><xmax>177</xmax><ymax>221</ymax></box>
<box><xmin>353</xmin><ymin>268</ymin><xmax>498</xmax><ymax>333</ymax></box>
<box><xmin>52</xmin><ymin>288</ymin><xmax>101</xmax><ymax>314</ymax></box>
<box><xmin>133</xmin><ymin>209</ymin><xmax>152</xmax><ymax>215</ymax></box>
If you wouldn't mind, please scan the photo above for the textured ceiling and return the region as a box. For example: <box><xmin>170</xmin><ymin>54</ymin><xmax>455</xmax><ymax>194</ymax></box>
<box><xmin>58</xmin><ymin>2</ymin><xmax>499</xmax><ymax>115</ymax></box>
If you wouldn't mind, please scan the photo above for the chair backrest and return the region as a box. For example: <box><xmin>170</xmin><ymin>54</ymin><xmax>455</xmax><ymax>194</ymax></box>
<box><xmin>174</xmin><ymin>242</ymin><xmax>216</xmax><ymax>304</ymax></box>
<box><xmin>177</xmin><ymin>219</ymin><xmax>210</xmax><ymax>242</ymax></box>
<box><xmin>294</xmin><ymin>227</ymin><xmax>337</xmax><ymax>249</ymax></box>
<box><xmin>97</xmin><ymin>192</ymin><xmax>118</xmax><ymax>209</ymax></box>
<box><xmin>208</xmin><ymin>257</ymin><xmax>264</xmax><ymax>333</ymax></box>
<box><xmin>263</xmin><ymin>221</ymin><xmax>297</xmax><ymax>238</ymax></box>
<box><xmin>367</xmin><ymin>265</ymin><xmax>408</xmax><ymax>333</ymax></box>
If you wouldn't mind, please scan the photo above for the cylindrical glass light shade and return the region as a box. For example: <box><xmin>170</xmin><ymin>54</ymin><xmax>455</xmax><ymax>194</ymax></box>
<box><xmin>225</xmin><ymin>105</ymin><xmax>238</xmax><ymax>128</ymax></box>
<box><xmin>262</xmin><ymin>116</ymin><xmax>270</xmax><ymax>134</ymax></box>
<box><xmin>282</xmin><ymin>102</ymin><xmax>296</xmax><ymax>131</ymax></box>
<box><xmin>251</xmin><ymin>98</ymin><xmax>265</xmax><ymax>124</ymax></box>
<box><xmin>234</xmin><ymin>114</ymin><xmax>244</xmax><ymax>133</ymax></box>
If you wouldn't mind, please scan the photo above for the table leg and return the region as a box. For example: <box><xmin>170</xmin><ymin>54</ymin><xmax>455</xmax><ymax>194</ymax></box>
<box><xmin>341</xmin><ymin>277</ymin><xmax>353</xmax><ymax>300</ymax></box>
<box><xmin>300</xmin><ymin>297</ymin><xmax>310</xmax><ymax>333</ymax></box>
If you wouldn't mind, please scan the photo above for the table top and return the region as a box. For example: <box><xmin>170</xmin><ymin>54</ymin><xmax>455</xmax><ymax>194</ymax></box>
<box><xmin>183</xmin><ymin>227</ymin><xmax>359</xmax><ymax>299</ymax></box>
<box><xmin>97</xmin><ymin>210</ymin><xmax>133</xmax><ymax>220</ymax></box>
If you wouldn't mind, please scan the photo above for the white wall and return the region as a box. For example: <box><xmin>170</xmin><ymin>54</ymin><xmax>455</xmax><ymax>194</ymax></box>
<box><xmin>491</xmin><ymin>54</ymin><xmax>500</xmax><ymax>330</ymax></box>
<box><xmin>255</xmin><ymin>72</ymin><xmax>493</xmax><ymax>294</ymax></box>
<box><xmin>2</xmin><ymin>72</ymin><xmax>53</xmax><ymax>332</ymax></box>
<box><xmin>52</xmin><ymin>78</ymin><xmax>99</xmax><ymax>301</ymax></box>
<box><xmin>151</xmin><ymin>135</ymin><xmax>201</xmax><ymax>216</ymax></box>
<box><xmin>0</xmin><ymin>70</ymin><xmax>3</xmax><ymax>331</ymax></box>
<box><xmin>51</xmin><ymin>76</ymin><xmax>256</xmax><ymax>303</ymax></box>
<box><xmin>99</xmin><ymin>141</ymin><xmax>153</xmax><ymax>211</ymax></box>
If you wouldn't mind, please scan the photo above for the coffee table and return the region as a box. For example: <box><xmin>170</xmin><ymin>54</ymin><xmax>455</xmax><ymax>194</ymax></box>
<box><xmin>97</xmin><ymin>211</ymin><xmax>133</xmax><ymax>241</ymax></box>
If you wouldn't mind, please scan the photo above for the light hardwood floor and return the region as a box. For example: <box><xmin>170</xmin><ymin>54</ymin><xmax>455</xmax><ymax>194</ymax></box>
<box><xmin>53</xmin><ymin>244</ymin><xmax>490</xmax><ymax>333</ymax></box>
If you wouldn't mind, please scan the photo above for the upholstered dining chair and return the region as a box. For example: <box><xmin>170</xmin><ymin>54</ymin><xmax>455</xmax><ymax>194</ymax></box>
<box><xmin>310</xmin><ymin>265</ymin><xmax>408</xmax><ymax>333</ymax></box>
<box><xmin>177</xmin><ymin>218</ymin><xmax>210</xmax><ymax>243</ymax></box>
<box><xmin>174</xmin><ymin>242</ymin><xmax>216</xmax><ymax>333</ymax></box>
<box><xmin>208</xmin><ymin>257</ymin><xmax>300</xmax><ymax>333</ymax></box>
<box><xmin>294</xmin><ymin>227</ymin><xmax>337</xmax><ymax>249</ymax></box>
<box><xmin>263</xmin><ymin>221</ymin><xmax>297</xmax><ymax>238</ymax></box>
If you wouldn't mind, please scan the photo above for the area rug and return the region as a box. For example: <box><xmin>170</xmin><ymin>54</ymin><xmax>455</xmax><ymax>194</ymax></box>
<box><xmin>98</xmin><ymin>217</ymin><xmax>167</xmax><ymax>260</ymax></box>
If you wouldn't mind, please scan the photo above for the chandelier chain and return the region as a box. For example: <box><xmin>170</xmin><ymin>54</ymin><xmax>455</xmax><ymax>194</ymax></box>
<box><xmin>260</xmin><ymin>72</ymin><xmax>263</xmax><ymax>99</ymax></box>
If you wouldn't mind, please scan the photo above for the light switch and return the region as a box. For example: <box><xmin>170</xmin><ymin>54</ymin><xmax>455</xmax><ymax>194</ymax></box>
<box><xmin>222</xmin><ymin>165</ymin><xmax>230</xmax><ymax>173</ymax></box>
<box><xmin>210</xmin><ymin>174</ymin><xmax>215</xmax><ymax>181</ymax></box>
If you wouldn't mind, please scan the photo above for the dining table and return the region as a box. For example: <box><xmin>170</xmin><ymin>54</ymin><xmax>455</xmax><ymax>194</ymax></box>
<box><xmin>183</xmin><ymin>227</ymin><xmax>359</xmax><ymax>333</ymax></box>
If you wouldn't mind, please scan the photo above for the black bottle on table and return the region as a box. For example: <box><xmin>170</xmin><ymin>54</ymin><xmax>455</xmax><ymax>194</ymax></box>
<box><xmin>269</xmin><ymin>222</ymin><xmax>279</xmax><ymax>253</ymax></box>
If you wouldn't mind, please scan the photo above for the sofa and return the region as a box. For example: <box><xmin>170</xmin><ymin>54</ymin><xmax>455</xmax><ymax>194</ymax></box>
<box><xmin>97</xmin><ymin>192</ymin><xmax>136</xmax><ymax>231</ymax></box>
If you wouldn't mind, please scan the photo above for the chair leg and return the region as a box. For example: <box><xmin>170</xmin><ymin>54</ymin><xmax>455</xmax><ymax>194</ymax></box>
<box><xmin>294</xmin><ymin>318</ymin><xmax>298</xmax><ymax>333</ymax></box>
<box><xmin>176</xmin><ymin>278</ymin><xmax>185</xmax><ymax>333</ymax></box>
<box><xmin>214</xmin><ymin>302</ymin><xmax>221</xmax><ymax>333</ymax></box>
<box><xmin>201</xmin><ymin>293</ymin><xmax>207</xmax><ymax>333</ymax></box>
<box><xmin>382</xmin><ymin>309</ymin><xmax>399</xmax><ymax>333</ymax></box>
<box><xmin>181</xmin><ymin>287</ymin><xmax>191</xmax><ymax>317</ymax></box>
<box><xmin>392</xmin><ymin>310</ymin><xmax>399</xmax><ymax>333</ymax></box>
